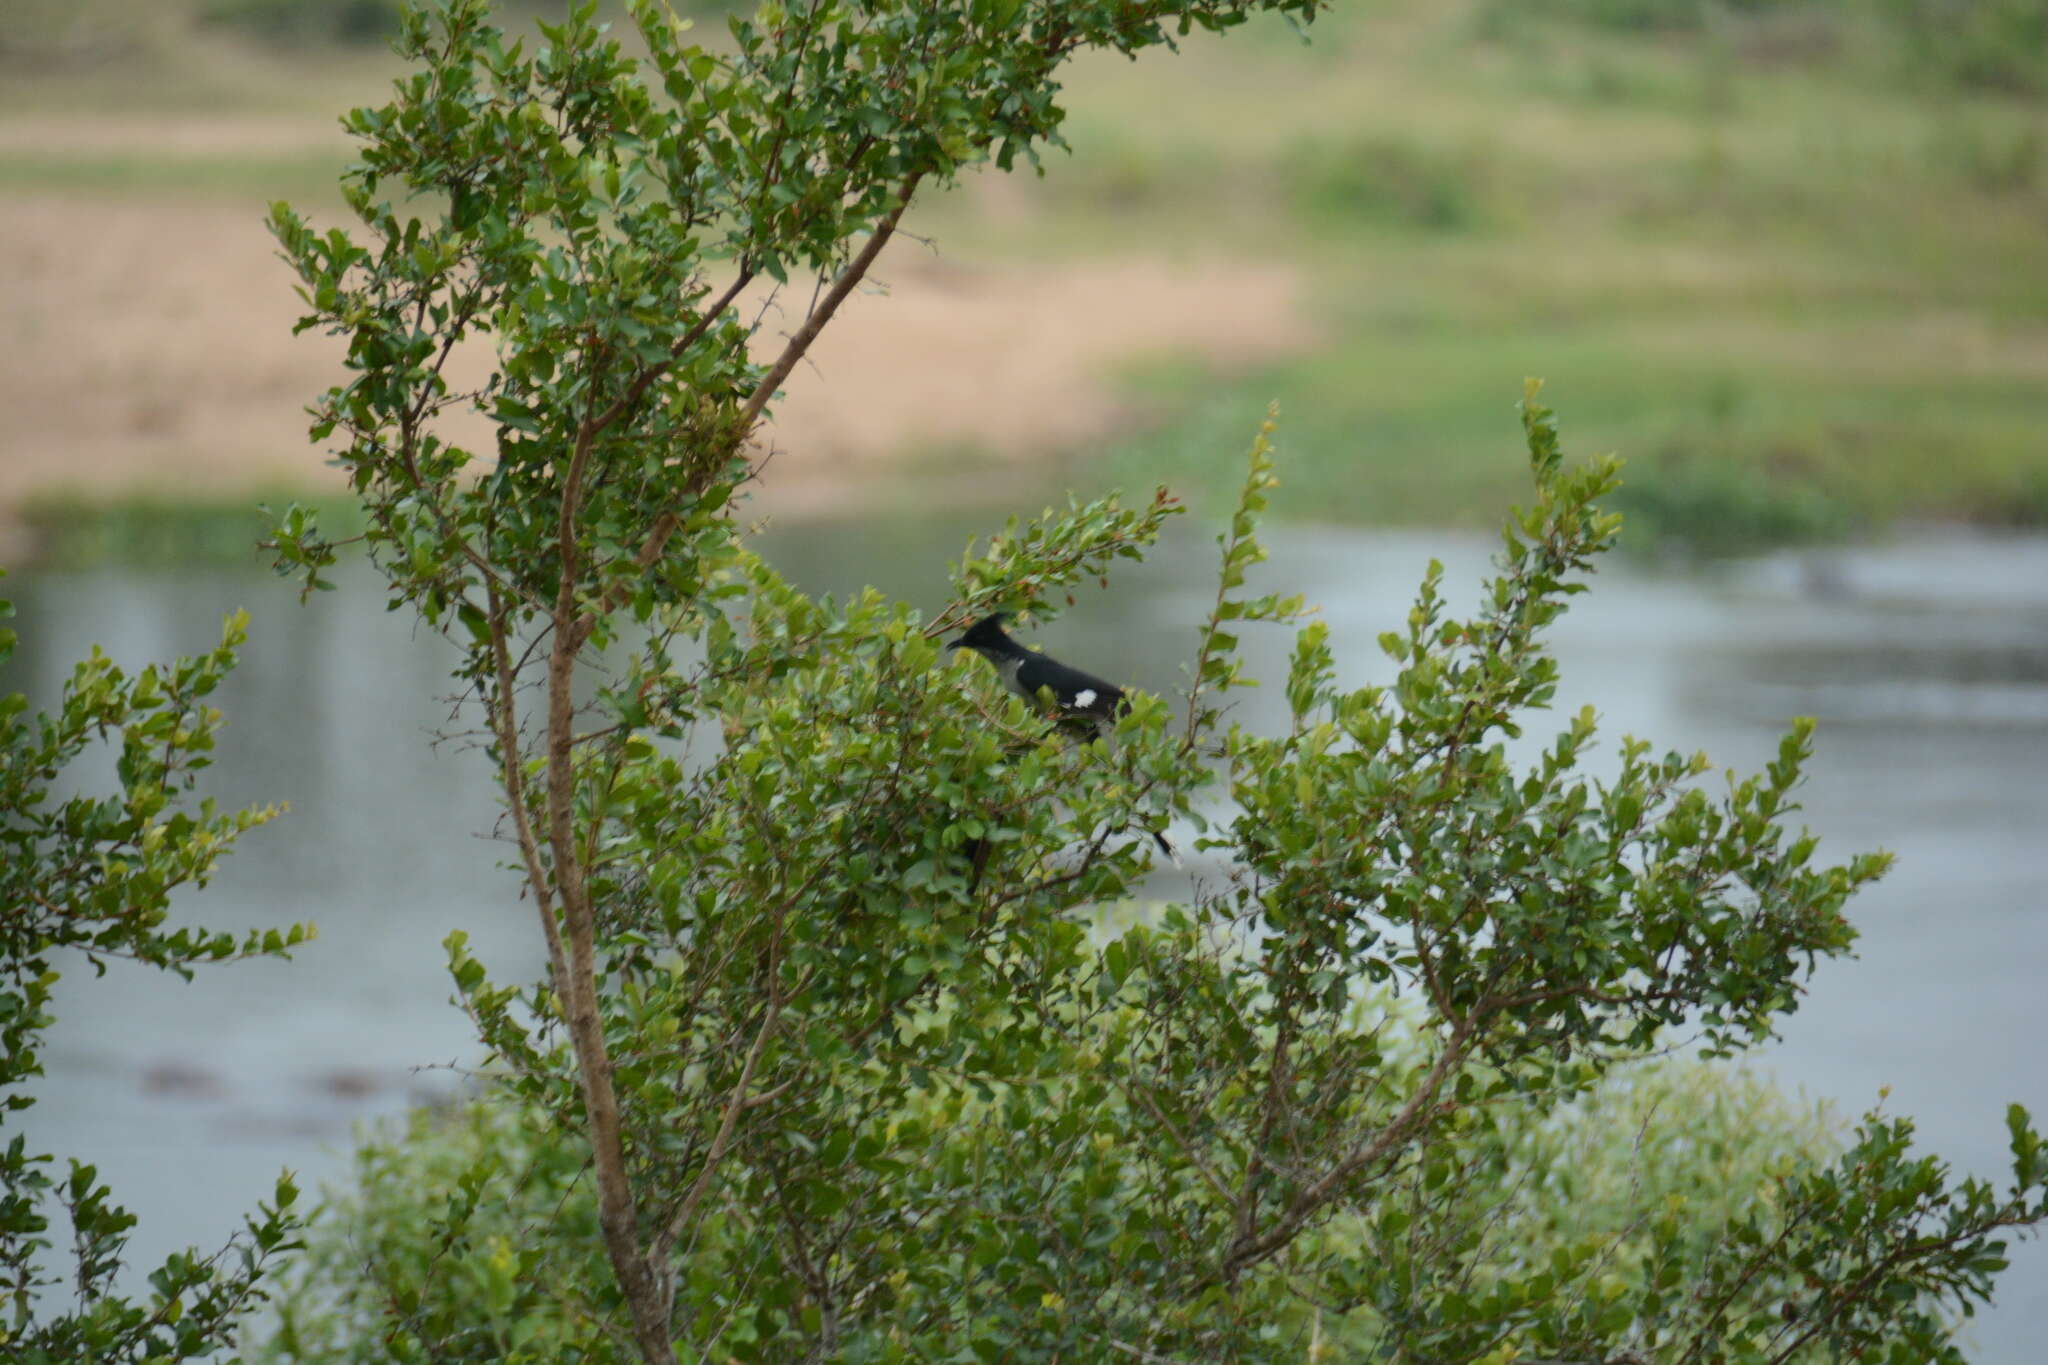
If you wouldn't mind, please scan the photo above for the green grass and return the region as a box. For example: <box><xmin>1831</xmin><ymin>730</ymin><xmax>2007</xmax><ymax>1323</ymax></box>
<box><xmin>7</xmin><ymin>0</ymin><xmax>2048</xmax><ymax>557</ymax></box>
<box><xmin>0</xmin><ymin>145</ymin><xmax>354</xmax><ymax>202</ymax></box>
<box><xmin>18</xmin><ymin>492</ymin><xmax>367</xmax><ymax>571</ymax></box>
<box><xmin>911</xmin><ymin>0</ymin><xmax>2048</xmax><ymax>548</ymax></box>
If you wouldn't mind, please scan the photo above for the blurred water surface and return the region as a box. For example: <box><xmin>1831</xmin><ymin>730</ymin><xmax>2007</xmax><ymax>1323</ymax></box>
<box><xmin>7</xmin><ymin>514</ymin><xmax>2046</xmax><ymax>1358</ymax></box>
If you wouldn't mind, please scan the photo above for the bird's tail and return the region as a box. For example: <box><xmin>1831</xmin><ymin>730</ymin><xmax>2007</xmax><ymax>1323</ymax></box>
<box><xmin>1152</xmin><ymin>827</ymin><xmax>1184</xmax><ymax>868</ymax></box>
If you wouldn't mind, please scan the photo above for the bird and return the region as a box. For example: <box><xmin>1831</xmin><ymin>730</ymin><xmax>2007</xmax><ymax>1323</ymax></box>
<box><xmin>946</xmin><ymin>612</ymin><xmax>1126</xmax><ymax>732</ymax></box>
<box><xmin>947</xmin><ymin>612</ymin><xmax>1176</xmax><ymax>864</ymax></box>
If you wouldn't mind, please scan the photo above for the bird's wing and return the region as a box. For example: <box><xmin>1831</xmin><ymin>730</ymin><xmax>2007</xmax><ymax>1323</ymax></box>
<box><xmin>1014</xmin><ymin>654</ymin><xmax>1125</xmax><ymax>723</ymax></box>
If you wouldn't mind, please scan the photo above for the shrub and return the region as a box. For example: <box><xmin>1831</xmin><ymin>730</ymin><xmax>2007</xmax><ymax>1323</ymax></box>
<box><xmin>254</xmin><ymin>2</ymin><xmax>2048</xmax><ymax>1359</ymax></box>
<box><xmin>198</xmin><ymin>0</ymin><xmax>408</xmax><ymax>48</ymax></box>
<box><xmin>1611</xmin><ymin>444</ymin><xmax>1850</xmax><ymax>555</ymax></box>
<box><xmin>1284</xmin><ymin>134</ymin><xmax>1493</xmax><ymax>231</ymax></box>
<box><xmin>1882</xmin><ymin>0</ymin><xmax>2048</xmax><ymax>96</ymax></box>
<box><xmin>1</xmin><ymin>580</ymin><xmax>310</xmax><ymax>1363</ymax></box>
<box><xmin>266</xmin><ymin>1057</ymin><xmax>1841</xmax><ymax>1363</ymax></box>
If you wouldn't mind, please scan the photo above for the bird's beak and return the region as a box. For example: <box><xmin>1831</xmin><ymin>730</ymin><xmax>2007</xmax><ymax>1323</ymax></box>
<box><xmin>946</xmin><ymin>638</ymin><xmax>967</xmax><ymax>651</ymax></box>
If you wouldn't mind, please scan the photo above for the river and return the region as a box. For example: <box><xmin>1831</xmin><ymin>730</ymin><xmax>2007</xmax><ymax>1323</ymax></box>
<box><xmin>7</xmin><ymin>513</ymin><xmax>2045</xmax><ymax>1357</ymax></box>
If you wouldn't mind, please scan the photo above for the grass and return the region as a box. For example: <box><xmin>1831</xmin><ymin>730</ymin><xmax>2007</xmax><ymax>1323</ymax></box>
<box><xmin>17</xmin><ymin>491</ymin><xmax>368</xmax><ymax>571</ymax></box>
<box><xmin>913</xmin><ymin>1</ymin><xmax>2048</xmax><ymax>546</ymax></box>
<box><xmin>4</xmin><ymin>0</ymin><xmax>2047</xmax><ymax>560</ymax></box>
<box><xmin>0</xmin><ymin>144</ymin><xmax>353</xmax><ymax>201</ymax></box>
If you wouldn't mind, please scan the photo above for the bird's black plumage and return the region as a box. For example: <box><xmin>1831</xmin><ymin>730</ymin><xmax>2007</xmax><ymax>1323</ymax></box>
<box><xmin>947</xmin><ymin>612</ymin><xmax>1176</xmax><ymax>866</ymax></box>
<box><xmin>948</xmin><ymin>613</ymin><xmax>1126</xmax><ymax>728</ymax></box>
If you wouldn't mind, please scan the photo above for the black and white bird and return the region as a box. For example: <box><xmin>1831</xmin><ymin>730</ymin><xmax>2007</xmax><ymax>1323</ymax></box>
<box><xmin>949</xmin><ymin>612</ymin><xmax>1177</xmax><ymax>864</ymax></box>
<box><xmin>947</xmin><ymin>612</ymin><xmax>1126</xmax><ymax>732</ymax></box>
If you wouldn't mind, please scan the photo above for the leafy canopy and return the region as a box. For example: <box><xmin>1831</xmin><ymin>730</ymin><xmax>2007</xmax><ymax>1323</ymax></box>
<box><xmin>0</xmin><ymin>581</ymin><xmax>309</xmax><ymax>1363</ymax></box>
<box><xmin>253</xmin><ymin>0</ymin><xmax>2048</xmax><ymax>1361</ymax></box>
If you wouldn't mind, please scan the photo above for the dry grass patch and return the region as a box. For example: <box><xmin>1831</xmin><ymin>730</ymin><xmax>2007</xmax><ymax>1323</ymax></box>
<box><xmin>0</xmin><ymin>190</ymin><xmax>1311</xmax><ymax>539</ymax></box>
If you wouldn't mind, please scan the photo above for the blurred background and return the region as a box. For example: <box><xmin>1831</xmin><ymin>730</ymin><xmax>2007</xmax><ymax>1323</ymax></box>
<box><xmin>3</xmin><ymin>0</ymin><xmax>2046</xmax><ymax>1357</ymax></box>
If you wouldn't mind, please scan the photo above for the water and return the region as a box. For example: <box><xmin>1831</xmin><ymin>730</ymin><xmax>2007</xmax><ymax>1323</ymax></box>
<box><xmin>6</xmin><ymin>518</ymin><xmax>2046</xmax><ymax>1356</ymax></box>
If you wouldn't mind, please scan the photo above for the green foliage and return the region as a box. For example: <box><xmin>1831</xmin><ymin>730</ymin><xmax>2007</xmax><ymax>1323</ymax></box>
<box><xmin>254</xmin><ymin>2</ymin><xmax>2048</xmax><ymax>1360</ymax></box>
<box><xmin>264</xmin><ymin>0</ymin><xmax>1318</xmax><ymax>615</ymax></box>
<box><xmin>264</xmin><ymin>1057</ymin><xmax>1837</xmax><ymax>1365</ymax></box>
<box><xmin>266</xmin><ymin>383</ymin><xmax>2046</xmax><ymax>1360</ymax></box>
<box><xmin>1610</xmin><ymin>445</ymin><xmax>1850</xmax><ymax>556</ymax></box>
<box><xmin>1283</xmin><ymin>134</ymin><xmax>1492</xmax><ymax>232</ymax></box>
<box><xmin>259</xmin><ymin>1</ymin><xmax>1320</xmax><ymax>1359</ymax></box>
<box><xmin>260</xmin><ymin>1101</ymin><xmax>609</xmax><ymax>1363</ymax></box>
<box><xmin>199</xmin><ymin>0</ymin><xmax>408</xmax><ymax>48</ymax></box>
<box><xmin>1880</xmin><ymin>0</ymin><xmax>2048</xmax><ymax>96</ymax></box>
<box><xmin>1486</xmin><ymin>0</ymin><xmax>1817</xmax><ymax>34</ymax></box>
<box><xmin>0</xmin><ymin>574</ymin><xmax>311</xmax><ymax>1362</ymax></box>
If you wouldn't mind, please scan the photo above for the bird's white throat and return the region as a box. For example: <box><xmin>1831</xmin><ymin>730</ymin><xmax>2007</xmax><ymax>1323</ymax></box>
<box><xmin>993</xmin><ymin>654</ymin><xmax>1030</xmax><ymax>698</ymax></box>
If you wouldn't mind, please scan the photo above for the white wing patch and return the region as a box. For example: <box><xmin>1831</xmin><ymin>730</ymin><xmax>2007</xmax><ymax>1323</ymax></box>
<box><xmin>1072</xmin><ymin>689</ymin><xmax>1097</xmax><ymax>710</ymax></box>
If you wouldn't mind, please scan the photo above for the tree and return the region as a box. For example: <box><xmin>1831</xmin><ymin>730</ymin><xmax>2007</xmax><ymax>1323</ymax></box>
<box><xmin>262</xmin><ymin>1</ymin><xmax>2048</xmax><ymax>1361</ymax></box>
<box><xmin>0</xmin><ymin>583</ymin><xmax>310</xmax><ymax>1363</ymax></box>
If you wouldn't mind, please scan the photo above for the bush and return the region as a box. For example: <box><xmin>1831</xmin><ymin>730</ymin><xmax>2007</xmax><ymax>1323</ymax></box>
<box><xmin>1882</xmin><ymin>0</ymin><xmax>2048</xmax><ymax>96</ymax></box>
<box><xmin>198</xmin><ymin>0</ymin><xmax>407</xmax><ymax>47</ymax></box>
<box><xmin>1283</xmin><ymin>134</ymin><xmax>1493</xmax><ymax>231</ymax></box>
<box><xmin>1611</xmin><ymin>444</ymin><xmax>1850</xmax><ymax>555</ymax></box>
<box><xmin>254</xmin><ymin>3</ymin><xmax>2048</xmax><ymax>1359</ymax></box>
<box><xmin>1479</xmin><ymin>0</ymin><xmax>1819</xmax><ymax>36</ymax></box>
<box><xmin>265</xmin><ymin>1058</ymin><xmax>1840</xmax><ymax>1363</ymax></box>
<box><xmin>259</xmin><ymin>1100</ymin><xmax>612</xmax><ymax>1364</ymax></box>
<box><xmin>1</xmin><ymin>580</ymin><xmax>310</xmax><ymax>1363</ymax></box>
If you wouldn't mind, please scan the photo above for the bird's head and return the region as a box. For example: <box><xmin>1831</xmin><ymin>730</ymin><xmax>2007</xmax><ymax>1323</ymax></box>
<box><xmin>947</xmin><ymin>611</ymin><xmax>1016</xmax><ymax>658</ymax></box>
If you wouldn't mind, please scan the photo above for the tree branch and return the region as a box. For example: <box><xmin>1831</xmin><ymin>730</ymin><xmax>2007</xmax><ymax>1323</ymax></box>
<box><xmin>739</xmin><ymin>171</ymin><xmax>924</xmax><ymax>431</ymax></box>
<box><xmin>1217</xmin><ymin>1019</ymin><xmax>1474</xmax><ymax>1282</ymax></box>
<box><xmin>584</xmin><ymin>268</ymin><xmax>758</xmax><ymax>444</ymax></box>
<box><xmin>654</xmin><ymin>988</ymin><xmax>784</xmax><ymax>1267</ymax></box>
<box><xmin>485</xmin><ymin>584</ymin><xmax>570</xmax><ymax>994</ymax></box>
<box><xmin>544</xmin><ymin>374</ymin><xmax>674</xmax><ymax>1360</ymax></box>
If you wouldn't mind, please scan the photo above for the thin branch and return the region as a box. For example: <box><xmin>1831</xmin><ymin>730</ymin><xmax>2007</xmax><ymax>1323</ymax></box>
<box><xmin>584</xmin><ymin>268</ymin><xmax>758</xmax><ymax>442</ymax></box>
<box><xmin>738</xmin><ymin>172</ymin><xmax>923</xmax><ymax>431</ymax></box>
<box><xmin>1218</xmin><ymin>1019</ymin><xmax>1475</xmax><ymax>1282</ymax></box>
<box><xmin>485</xmin><ymin>584</ymin><xmax>571</xmax><ymax>994</ymax></box>
<box><xmin>1128</xmin><ymin>1082</ymin><xmax>1236</xmax><ymax>1208</ymax></box>
<box><xmin>653</xmin><ymin>989</ymin><xmax>785</xmax><ymax>1265</ymax></box>
<box><xmin>596</xmin><ymin>177</ymin><xmax>921</xmax><ymax>624</ymax></box>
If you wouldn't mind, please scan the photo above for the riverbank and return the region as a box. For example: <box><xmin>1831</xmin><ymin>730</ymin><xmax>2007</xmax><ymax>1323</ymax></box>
<box><xmin>4</xmin><ymin>0</ymin><xmax>2046</xmax><ymax>564</ymax></box>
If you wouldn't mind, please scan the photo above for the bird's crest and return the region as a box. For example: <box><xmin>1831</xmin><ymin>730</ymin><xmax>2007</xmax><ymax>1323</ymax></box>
<box><xmin>949</xmin><ymin>612</ymin><xmax>1015</xmax><ymax>652</ymax></box>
